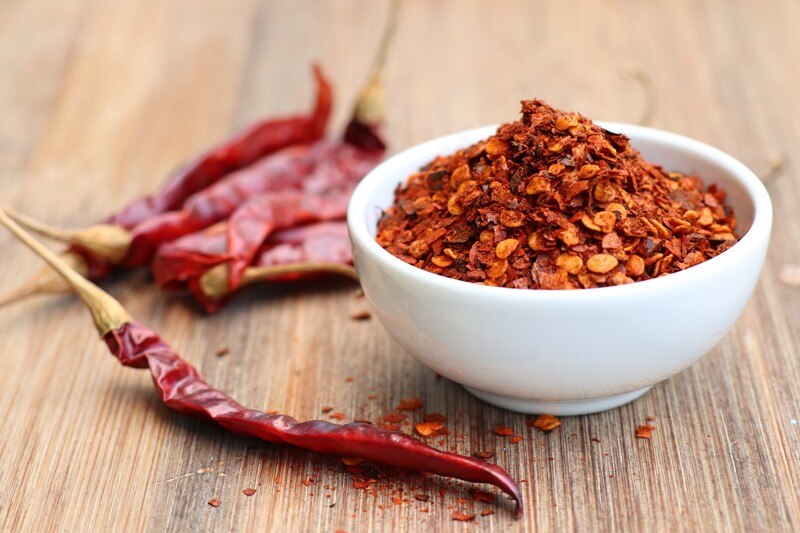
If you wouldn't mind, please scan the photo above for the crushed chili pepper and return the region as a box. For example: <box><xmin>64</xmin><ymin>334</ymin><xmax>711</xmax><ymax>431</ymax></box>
<box><xmin>452</xmin><ymin>512</ymin><xmax>476</xmax><ymax>522</ymax></box>
<box><xmin>493</xmin><ymin>426</ymin><xmax>514</xmax><ymax>437</ymax></box>
<box><xmin>350</xmin><ymin>310</ymin><xmax>371</xmax><ymax>321</ymax></box>
<box><xmin>397</xmin><ymin>398</ymin><xmax>424</xmax><ymax>411</ymax></box>
<box><xmin>376</xmin><ymin>100</ymin><xmax>738</xmax><ymax>289</ymax></box>
<box><xmin>472</xmin><ymin>490</ymin><xmax>496</xmax><ymax>504</ymax></box>
<box><xmin>636</xmin><ymin>424</ymin><xmax>656</xmax><ymax>439</ymax></box>
<box><xmin>415</xmin><ymin>421</ymin><xmax>446</xmax><ymax>437</ymax></box>
<box><xmin>529</xmin><ymin>414</ymin><xmax>561</xmax><ymax>432</ymax></box>
<box><xmin>472</xmin><ymin>451</ymin><xmax>494</xmax><ymax>461</ymax></box>
<box><xmin>481</xmin><ymin>509</ymin><xmax>495</xmax><ymax>517</ymax></box>
<box><xmin>215</xmin><ymin>347</ymin><xmax>230</xmax><ymax>357</ymax></box>
<box><xmin>0</xmin><ymin>209</ymin><xmax>522</xmax><ymax>518</ymax></box>
<box><xmin>207</xmin><ymin>499</ymin><xmax>221</xmax><ymax>508</ymax></box>
<box><xmin>242</xmin><ymin>488</ymin><xmax>256</xmax><ymax>496</ymax></box>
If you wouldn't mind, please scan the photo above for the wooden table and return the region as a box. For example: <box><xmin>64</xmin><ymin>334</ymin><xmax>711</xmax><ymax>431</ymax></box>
<box><xmin>1</xmin><ymin>0</ymin><xmax>798</xmax><ymax>530</ymax></box>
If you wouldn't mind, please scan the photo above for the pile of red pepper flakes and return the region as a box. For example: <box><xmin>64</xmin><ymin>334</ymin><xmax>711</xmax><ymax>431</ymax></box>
<box><xmin>376</xmin><ymin>100</ymin><xmax>738</xmax><ymax>289</ymax></box>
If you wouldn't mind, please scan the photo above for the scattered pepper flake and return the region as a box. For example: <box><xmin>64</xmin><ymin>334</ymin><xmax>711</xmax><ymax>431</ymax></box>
<box><xmin>350</xmin><ymin>310</ymin><xmax>371</xmax><ymax>320</ymax></box>
<box><xmin>215</xmin><ymin>347</ymin><xmax>230</xmax><ymax>357</ymax></box>
<box><xmin>510</xmin><ymin>435</ymin><xmax>523</xmax><ymax>443</ymax></box>
<box><xmin>397</xmin><ymin>397</ymin><xmax>424</xmax><ymax>411</ymax></box>
<box><xmin>530</xmin><ymin>414</ymin><xmax>561</xmax><ymax>432</ymax></box>
<box><xmin>472</xmin><ymin>490</ymin><xmax>496</xmax><ymax>504</ymax></box>
<box><xmin>493</xmin><ymin>425</ymin><xmax>514</xmax><ymax>437</ymax></box>
<box><xmin>452</xmin><ymin>511</ymin><xmax>476</xmax><ymax>522</ymax></box>
<box><xmin>329</xmin><ymin>412</ymin><xmax>345</xmax><ymax>420</ymax></box>
<box><xmin>344</xmin><ymin>376</ymin><xmax>354</xmax><ymax>382</ymax></box>
<box><xmin>342</xmin><ymin>457</ymin><xmax>364</xmax><ymax>466</ymax></box>
<box><xmin>415</xmin><ymin>421</ymin><xmax>446</xmax><ymax>437</ymax></box>
<box><xmin>321</xmin><ymin>406</ymin><xmax>333</xmax><ymax>414</ymax></box>
<box><xmin>207</xmin><ymin>498</ymin><xmax>221</xmax><ymax>508</ymax></box>
<box><xmin>636</xmin><ymin>424</ymin><xmax>656</xmax><ymax>439</ymax></box>
<box><xmin>481</xmin><ymin>509</ymin><xmax>495</xmax><ymax>517</ymax></box>
<box><xmin>242</xmin><ymin>488</ymin><xmax>256</xmax><ymax>496</ymax></box>
<box><xmin>383</xmin><ymin>412</ymin><xmax>408</xmax><ymax>423</ymax></box>
<box><xmin>472</xmin><ymin>451</ymin><xmax>494</xmax><ymax>461</ymax></box>
<box><xmin>414</xmin><ymin>493</ymin><xmax>430</xmax><ymax>502</ymax></box>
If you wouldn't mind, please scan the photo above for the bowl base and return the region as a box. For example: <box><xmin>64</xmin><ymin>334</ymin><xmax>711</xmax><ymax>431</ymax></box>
<box><xmin>463</xmin><ymin>385</ymin><xmax>653</xmax><ymax>416</ymax></box>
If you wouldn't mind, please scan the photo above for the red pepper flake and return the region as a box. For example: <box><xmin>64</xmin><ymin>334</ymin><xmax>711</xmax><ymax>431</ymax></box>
<box><xmin>383</xmin><ymin>412</ymin><xmax>408</xmax><ymax>423</ymax></box>
<box><xmin>321</xmin><ymin>406</ymin><xmax>333</xmax><ymax>413</ymax></box>
<box><xmin>242</xmin><ymin>488</ymin><xmax>256</xmax><ymax>496</ymax></box>
<box><xmin>591</xmin><ymin>437</ymin><xmax>601</xmax><ymax>443</ymax></box>
<box><xmin>266</xmin><ymin>409</ymin><xmax>279</xmax><ymax>415</ymax></box>
<box><xmin>493</xmin><ymin>425</ymin><xmax>514</xmax><ymax>437</ymax></box>
<box><xmin>472</xmin><ymin>450</ymin><xmax>494</xmax><ymax>461</ymax></box>
<box><xmin>342</xmin><ymin>457</ymin><xmax>364</xmax><ymax>466</ymax></box>
<box><xmin>422</xmin><ymin>412</ymin><xmax>447</xmax><ymax>423</ymax></box>
<box><xmin>367</xmin><ymin>394</ymin><xmax>377</xmax><ymax>400</ymax></box>
<box><xmin>392</xmin><ymin>495</ymin><xmax>403</xmax><ymax>505</ymax></box>
<box><xmin>215</xmin><ymin>347</ymin><xmax>230</xmax><ymax>357</ymax></box>
<box><xmin>329</xmin><ymin>412</ymin><xmax>345</xmax><ymax>420</ymax></box>
<box><xmin>472</xmin><ymin>490</ymin><xmax>496</xmax><ymax>504</ymax></box>
<box><xmin>636</xmin><ymin>424</ymin><xmax>656</xmax><ymax>439</ymax></box>
<box><xmin>646</xmin><ymin>415</ymin><xmax>656</xmax><ymax>422</ymax></box>
<box><xmin>376</xmin><ymin>100</ymin><xmax>739</xmax><ymax>291</ymax></box>
<box><xmin>481</xmin><ymin>509</ymin><xmax>495</xmax><ymax>517</ymax></box>
<box><xmin>510</xmin><ymin>435</ymin><xmax>523</xmax><ymax>443</ymax></box>
<box><xmin>344</xmin><ymin>376</ymin><xmax>354</xmax><ymax>382</ymax></box>
<box><xmin>452</xmin><ymin>511</ymin><xmax>476</xmax><ymax>522</ymax></box>
<box><xmin>207</xmin><ymin>498</ymin><xmax>221</xmax><ymax>508</ymax></box>
<box><xmin>415</xmin><ymin>421</ymin><xmax>448</xmax><ymax>437</ymax></box>
<box><xmin>414</xmin><ymin>493</ymin><xmax>430</xmax><ymax>502</ymax></box>
<box><xmin>397</xmin><ymin>397</ymin><xmax>424</xmax><ymax>411</ymax></box>
<box><xmin>302</xmin><ymin>479</ymin><xmax>313</xmax><ymax>487</ymax></box>
<box><xmin>530</xmin><ymin>414</ymin><xmax>561</xmax><ymax>432</ymax></box>
<box><xmin>350</xmin><ymin>310</ymin><xmax>371</xmax><ymax>320</ymax></box>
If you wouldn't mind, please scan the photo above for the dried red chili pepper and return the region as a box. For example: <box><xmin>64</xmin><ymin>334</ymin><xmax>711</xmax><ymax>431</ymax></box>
<box><xmin>0</xmin><ymin>67</ymin><xmax>332</xmax><ymax>305</ymax></box>
<box><xmin>191</xmin><ymin>222</ymin><xmax>355</xmax><ymax>312</ymax></box>
<box><xmin>152</xmin><ymin>141</ymin><xmax>379</xmax><ymax>295</ymax></box>
<box><xmin>111</xmin><ymin>65</ymin><xmax>332</xmax><ymax>230</ymax></box>
<box><xmin>0</xmin><ymin>207</ymin><xmax>523</xmax><ymax>517</ymax></box>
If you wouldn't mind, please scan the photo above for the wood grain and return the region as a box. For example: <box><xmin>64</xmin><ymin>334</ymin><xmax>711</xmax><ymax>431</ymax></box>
<box><xmin>0</xmin><ymin>0</ymin><xmax>798</xmax><ymax>531</ymax></box>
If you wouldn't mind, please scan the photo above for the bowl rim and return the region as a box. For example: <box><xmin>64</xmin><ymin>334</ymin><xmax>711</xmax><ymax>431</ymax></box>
<box><xmin>347</xmin><ymin>122</ymin><xmax>773</xmax><ymax>301</ymax></box>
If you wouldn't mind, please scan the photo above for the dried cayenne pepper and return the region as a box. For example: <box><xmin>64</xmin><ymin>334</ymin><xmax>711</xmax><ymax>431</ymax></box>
<box><xmin>0</xmin><ymin>209</ymin><xmax>522</xmax><ymax>517</ymax></box>
<box><xmin>376</xmin><ymin>100</ymin><xmax>738</xmax><ymax>289</ymax></box>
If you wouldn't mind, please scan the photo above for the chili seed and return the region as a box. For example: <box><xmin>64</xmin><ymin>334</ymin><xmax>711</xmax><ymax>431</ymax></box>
<box><xmin>486</xmin><ymin>259</ymin><xmax>509</xmax><ymax>279</ymax></box>
<box><xmin>556</xmin><ymin>253</ymin><xmax>583</xmax><ymax>275</ymax></box>
<box><xmin>495</xmin><ymin>239</ymin><xmax>519</xmax><ymax>259</ymax></box>
<box><xmin>586</xmin><ymin>254</ymin><xmax>619</xmax><ymax>273</ymax></box>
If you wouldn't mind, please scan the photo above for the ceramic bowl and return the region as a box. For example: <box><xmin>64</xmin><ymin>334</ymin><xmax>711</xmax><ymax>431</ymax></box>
<box><xmin>346</xmin><ymin>124</ymin><xmax>772</xmax><ymax>415</ymax></box>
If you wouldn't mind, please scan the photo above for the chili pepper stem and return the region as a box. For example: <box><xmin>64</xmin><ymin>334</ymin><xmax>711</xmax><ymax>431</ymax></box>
<box><xmin>0</xmin><ymin>251</ymin><xmax>86</xmax><ymax>307</ymax></box>
<box><xmin>199</xmin><ymin>261</ymin><xmax>359</xmax><ymax>299</ymax></box>
<box><xmin>351</xmin><ymin>0</ymin><xmax>400</xmax><ymax>126</ymax></box>
<box><xmin>3</xmin><ymin>206</ymin><xmax>132</xmax><ymax>263</ymax></box>
<box><xmin>0</xmin><ymin>207</ymin><xmax>132</xmax><ymax>335</ymax></box>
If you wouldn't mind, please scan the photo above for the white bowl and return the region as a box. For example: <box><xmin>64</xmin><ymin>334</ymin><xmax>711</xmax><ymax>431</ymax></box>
<box><xmin>347</xmin><ymin>124</ymin><xmax>772</xmax><ymax>415</ymax></box>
